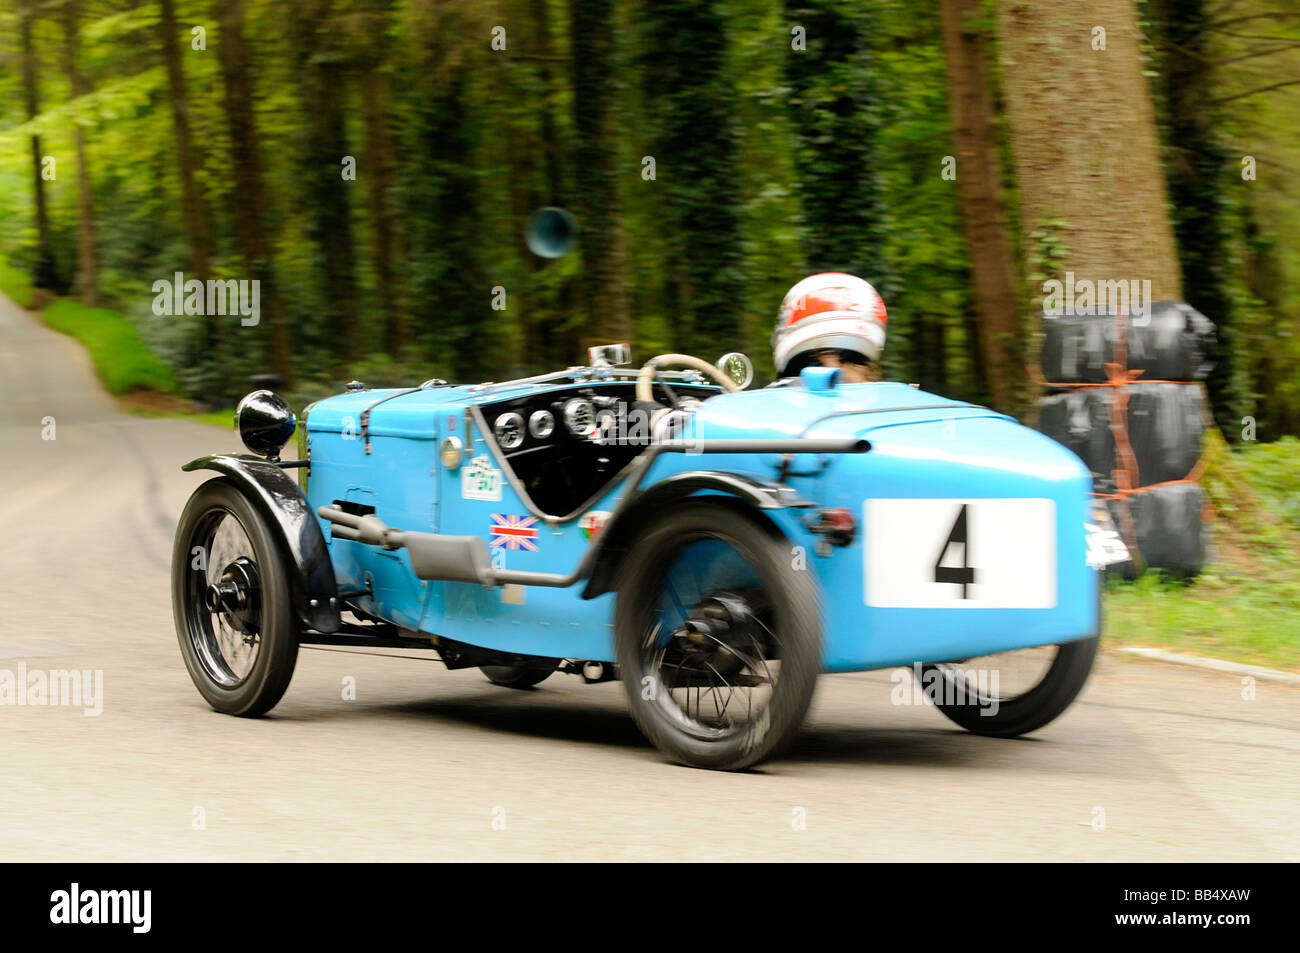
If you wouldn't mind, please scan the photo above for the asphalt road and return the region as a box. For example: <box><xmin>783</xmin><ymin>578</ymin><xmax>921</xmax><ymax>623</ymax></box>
<box><xmin>0</xmin><ymin>291</ymin><xmax>1296</xmax><ymax>862</ymax></box>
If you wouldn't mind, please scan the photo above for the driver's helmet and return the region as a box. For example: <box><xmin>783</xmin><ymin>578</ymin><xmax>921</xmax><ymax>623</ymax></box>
<box><xmin>772</xmin><ymin>273</ymin><xmax>887</xmax><ymax>376</ymax></box>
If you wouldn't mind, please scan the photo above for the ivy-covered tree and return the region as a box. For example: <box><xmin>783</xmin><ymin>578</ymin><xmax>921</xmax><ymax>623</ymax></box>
<box><xmin>571</xmin><ymin>0</ymin><xmax>628</xmax><ymax>344</ymax></box>
<box><xmin>784</xmin><ymin>0</ymin><xmax>886</xmax><ymax>282</ymax></box>
<box><xmin>216</xmin><ymin>0</ymin><xmax>292</xmax><ymax>386</ymax></box>
<box><xmin>393</xmin><ymin>0</ymin><xmax>492</xmax><ymax>379</ymax></box>
<box><xmin>59</xmin><ymin>0</ymin><xmax>98</xmax><ymax>305</ymax></box>
<box><xmin>1152</xmin><ymin>0</ymin><xmax>1240</xmax><ymax>438</ymax></box>
<box><xmin>292</xmin><ymin>0</ymin><xmax>361</xmax><ymax>363</ymax></box>
<box><xmin>356</xmin><ymin>0</ymin><xmax>404</xmax><ymax>359</ymax></box>
<box><xmin>159</xmin><ymin>0</ymin><xmax>211</xmax><ymax>281</ymax></box>
<box><xmin>636</xmin><ymin>0</ymin><xmax>745</xmax><ymax>355</ymax></box>
<box><xmin>939</xmin><ymin>0</ymin><xmax>1023</xmax><ymax>411</ymax></box>
<box><xmin>19</xmin><ymin>1</ymin><xmax>57</xmax><ymax>291</ymax></box>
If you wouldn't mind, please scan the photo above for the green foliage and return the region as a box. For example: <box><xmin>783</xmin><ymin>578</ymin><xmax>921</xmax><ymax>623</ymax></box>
<box><xmin>873</xmin><ymin>0</ymin><xmax>976</xmax><ymax>398</ymax></box>
<box><xmin>1104</xmin><ymin>569</ymin><xmax>1300</xmax><ymax>671</ymax></box>
<box><xmin>1202</xmin><ymin>432</ymin><xmax>1300</xmax><ymax>547</ymax></box>
<box><xmin>1145</xmin><ymin>0</ymin><xmax>1300</xmax><ymax>442</ymax></box>
<box><xmin>42</xmin><ymin>299</ymin><xmax>177</xmax><ymax>395</ymax></box>
<box><xmin>0</xmin><ymin>0</ymin><xmax>1294</xmax><ymax>441</ymax></box>
<box><xmin>0</xmin><ymin>261</ymin><xmax>35</xmax><ymax>309</ymax></box>
<box><xmin>1105</xmin><ymin>434</ymin><xmax>1300</xmax><ymax>670</ymax></box>
<box><xmin>785</xmin><ymin>0</ymin><xmax>886</xmax><ymax>278</ymax></box>
<box><xmin>1232</xmin><ymin>437</ymin><xmax>1300</xmax><ymax>532</ymax></box>
<box><xmin>633</xmin><ymin>0</ymin><xmax>746</xmax><ymax>356</ymax></box>
<box><xmin>0</xmin><ymin>68</ymin><xmax>166</xmax><ymax>151</ymax></box>
<box><xmin>397</xmin><ymin>70</ymin><xmax>495</xmax><ymax>379</ymax></box>
<box><xmin>1149</xmin><ymin>0</ymin><xmax>1241</xmax><ymax>438</ymax></box>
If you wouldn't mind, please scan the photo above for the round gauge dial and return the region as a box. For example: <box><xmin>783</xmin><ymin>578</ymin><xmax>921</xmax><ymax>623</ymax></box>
<box><xmin>529</xmin><ymin>409</ymin><xmax>555</xmax><ymax>439</ymax></box>
<box><xmin>593</xmin><ymin>407</ymin><xmax>618</xmax><ymax>444</ymax></box>
<box><xmin>493</xmin><ymin>412</ymin><xmax>525</xmax><ymax>450</ymax></box>
<box><xmin>563</xmin><ymin>398</ymin><xmax>596</xmax><ymax>437</ymax></box>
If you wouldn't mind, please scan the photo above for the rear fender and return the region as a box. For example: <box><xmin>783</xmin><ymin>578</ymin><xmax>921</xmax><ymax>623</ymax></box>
<box><xmin>581</xmin><ymin>471</ymin><xmax>806</xmax><ymax>598</ymax></box>
<box><xmin>182</xmin><ymin>454</ymin><xmax>341</xmax><ymax>633</ymax></box>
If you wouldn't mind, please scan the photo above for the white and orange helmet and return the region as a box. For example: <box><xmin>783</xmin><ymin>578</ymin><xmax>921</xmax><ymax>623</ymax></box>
<box><xmin>772</xmin><ymin>273</ymin><xmax>887</xmax><ymax>376</ymax></box>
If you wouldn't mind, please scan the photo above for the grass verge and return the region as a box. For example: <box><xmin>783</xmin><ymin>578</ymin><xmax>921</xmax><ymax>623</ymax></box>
<box><xmin>0</xmin><ymin>261</ymin><xmax>35</xmax><ymax>309</ymax></box>
<box><xmin>42</xmin><ymin>299</ymin><xmax>177</xmax><ymax>396</ymax></box>
<box><xmin>1103</xmin><ymin>433</ymin><xmax>1300</xmax><ymax>672</ymax></box>
<box><xmin>126</xmin><ymin>404</ymin><xmax>233</xmax><ymax>429</ymax></box>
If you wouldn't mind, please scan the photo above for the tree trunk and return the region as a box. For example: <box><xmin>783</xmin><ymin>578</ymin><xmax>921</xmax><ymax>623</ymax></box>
<box><xmin>59</xmin><ymin>0</ymin><xmax>98</xmax><ymax>306</ymax></box>
<box><xmin>293</xmin><ymin>0</ymin><xmax>361</xmax><ymax>364</ymax></box>
<box><xmin>570</xmin><ymin>0</ymin><xmax>629</xmax><ymax>344</ymax></box>
<box><xmin>20</xmin><ymin>4</ymin><xmax>57</xmax><ymax>292</ymax></box>
<box><xmin>1151</xmin><ymin>0</ymin><xmax>1237</xmax><ymax>437</ymax></box>
<box><xmin>359</xmin><ymin>2</ymin><xmax>402</xmax><ymax>358</ymax></box>
<box><xmin>939</xmin><ymin>0</ymin><xmax>1024</xmax><ymax>412</ymax></box>
<box><xmin>529</xmin><ymin>0</ymin><xmax>564</xmax><ymax>206</ymax></box>
<box><xmin>362</xmin><ymin>69</ymin><xmax>401</xmax><ymax>357</ymax></box>
<box><xmin>403</xmin><ymin>67</ymin><xmax>484</xmax><ymax>378</ymax></box>
<box><xmin>216</xmin><ymin>0</ymin><xmax>292</xmax><ymax>385</ymax></box>
<box><xmin>784</xmin><ymin>1</ymin><xmax>886</xmax><ymax>280</ymax></box>
<box><xmin>996</xmin><ymin>0</ymin><xmax>1182</xmax><ymax>307</ymax></box>
<box><xmin>159</xmin><ymin>0</ymin><xmax>212</xmax><ymax>280</ymax></box>
<box><xmin>639</xmin><ymin>0</ymin><xmax>744</xmax><ymax>355</ymax></box>
<box><xmin>906</xmin><ymin>308</ymin><xmax>949</xmax><ymax>395</ymax></box>
<box><xmin>1238</xmin><ymin>204</ymin><xmax>1288</xmax><ymax>435</ymax></box>
<box><xmin>518</xmin><ymin>0</ymin><xmax>570</xmax><ymax>369</ymax></box>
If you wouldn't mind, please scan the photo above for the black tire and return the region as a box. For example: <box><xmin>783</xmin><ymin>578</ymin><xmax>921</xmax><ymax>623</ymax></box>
<box><xmin>480</xmin><ymin>663</ymin><xmax>557</xmax><ymax>689</ymax></box>
<box><xmin>917</xmin><ymin>636</ymin><xmax>1098</xmax><ymax>737</ymax></box>
<box><xmin>172</xmin><ymin>477</ymin><xmax>299</xmax><ymax>716</ymax></box>
<box><xmin>614</xmin><ymin>500</ymin><xmax>821</xmax><ymax>771</ymax></box>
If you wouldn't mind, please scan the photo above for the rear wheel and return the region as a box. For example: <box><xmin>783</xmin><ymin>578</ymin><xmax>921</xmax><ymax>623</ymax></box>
<box><xmin>916</xmin><ymin>636</ymin><xmax>1098</xmax><ymax>737</ymax></box>
<box><xmin>172</xmin><ymin>478</ymin><xmax>299</xmax><ymax>716</ymax></box>
<box><xmin>614</xmin><ymin>501</ymin><xmax>821</xmax><ymax>770</ymax></box>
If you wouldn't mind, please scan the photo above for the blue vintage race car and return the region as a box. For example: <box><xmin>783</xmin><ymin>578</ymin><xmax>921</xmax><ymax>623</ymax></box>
<box><xmin>172</xmin><ymin>348</ymin><xmax>1124</xmax><ymax>770</ymax></box>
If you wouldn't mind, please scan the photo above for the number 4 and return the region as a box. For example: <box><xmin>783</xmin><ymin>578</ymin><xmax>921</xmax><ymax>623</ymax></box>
<box><xmin>933</xmin><ymin>504</ymin><xmax>976</xmax><ymax>598</ymax></box>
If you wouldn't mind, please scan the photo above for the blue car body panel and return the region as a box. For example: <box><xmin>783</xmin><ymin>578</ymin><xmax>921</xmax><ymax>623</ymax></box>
<box><xmin>303</xmin><ymin>378</ymin><xmax>1099</xmax><ymax>671</ymax></box>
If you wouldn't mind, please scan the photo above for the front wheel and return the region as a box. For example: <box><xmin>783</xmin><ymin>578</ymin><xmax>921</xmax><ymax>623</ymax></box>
<box><xmin>916</xmin><ymin>636</ymin><xmax>1098</xmax><ymax>737</ymax></box>
<box><xmin>614</xmin><ymin>501</ymin><xmax>822</xmax><ymax>771</ymax></box>
<box><xmin>172</xmin><ymin>478</ymin><xmax>299</xmax><ymax>716</ymax></box>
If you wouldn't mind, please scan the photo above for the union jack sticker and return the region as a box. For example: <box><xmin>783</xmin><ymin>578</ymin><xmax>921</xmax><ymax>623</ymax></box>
<box><xmin>490</xmin><ymin>514</ymin><xmax>539</xmax><ymax>551</ymax></box>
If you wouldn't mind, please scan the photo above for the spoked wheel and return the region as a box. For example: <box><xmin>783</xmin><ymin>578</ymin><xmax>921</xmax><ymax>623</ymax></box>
<box><xmin>916</xmin><ymin>636</ymin><xmax>1098</xmax><ymax>737</ymax></box>
<box><xmin>172</xmin><ymin>478</ymin><xmax>298</xmax><ymax>716</ymax></box>
<box><xmin>615</xmin><ymin>501</ymin><xmax>821</xmax><ymax>771</ymax></box>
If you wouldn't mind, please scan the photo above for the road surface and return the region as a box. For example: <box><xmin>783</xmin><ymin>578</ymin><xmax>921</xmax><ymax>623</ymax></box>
<box><xmin>0</xmin><ymin>291</ymin><xmax>1296</xmax><ymax>861</ymax></box>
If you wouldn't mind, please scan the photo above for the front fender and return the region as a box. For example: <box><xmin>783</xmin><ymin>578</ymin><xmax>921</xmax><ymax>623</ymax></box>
<box><xmin>580</xmin><ymin>470</ymin><xmax>809</xmax><ymax>598</ymax></box>
<box><xmin>181</xmin><ymin>454</ymin><xmax>341</xmax><ymax>633</ymax></box>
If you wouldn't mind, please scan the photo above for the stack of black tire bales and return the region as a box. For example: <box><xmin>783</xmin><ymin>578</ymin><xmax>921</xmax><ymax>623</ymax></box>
<box><xmin>1038</xmin><ymin>301</ymin><xmax>1216</xmax><ymax>576</ymax></box>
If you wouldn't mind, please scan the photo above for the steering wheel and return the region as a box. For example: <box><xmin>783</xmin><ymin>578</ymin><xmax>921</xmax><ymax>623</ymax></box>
<box><xmin>635</xmin><ymin>353</ymin><xmax>743</xmax><ymax>404</ymax></box>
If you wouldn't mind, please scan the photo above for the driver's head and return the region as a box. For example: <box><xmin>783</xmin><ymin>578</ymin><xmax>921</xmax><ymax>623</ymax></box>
<box><xmin>812</xmin><ymin>348</ymin><xmax>877</xmax><ymax>384</ymax></box>
<box><xmin>773</xmin><ymin>273</ymin><xmax>887</xmax><ymax>381</ymax></box>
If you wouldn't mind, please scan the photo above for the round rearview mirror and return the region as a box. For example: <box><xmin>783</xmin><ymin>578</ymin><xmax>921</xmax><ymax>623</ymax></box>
<box><xmin>525</xmin><ymin>207</ymin><xmax>579</xmax><ymax>259</ymax></box>
<box><xmin>717</xmin><ymin>352</ymin><xmax>754</xmax><ymax>389</ymax></box>
<box><xmin>236</xmin><ymin>390</ymin><xmax>296</xmax><ymax>460</ymax></box>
